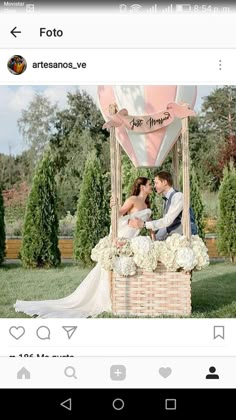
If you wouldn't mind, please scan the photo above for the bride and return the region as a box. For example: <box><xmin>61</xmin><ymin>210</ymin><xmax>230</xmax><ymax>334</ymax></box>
<box><xmin>14</xmin><ymin>177</ymin><xmax>153</xmax><ymax>318</ymax></box>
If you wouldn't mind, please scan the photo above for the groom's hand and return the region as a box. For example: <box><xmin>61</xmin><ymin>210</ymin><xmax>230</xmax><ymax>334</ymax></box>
<box><xmin>128</xmin><ymin>218</ymin><xmax>144</xmax><ymax>229</ymax></box>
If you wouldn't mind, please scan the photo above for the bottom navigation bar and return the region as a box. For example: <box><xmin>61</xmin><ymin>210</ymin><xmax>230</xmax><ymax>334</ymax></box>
<box><xmin>0</xmin><ymin>356</ymin><xmax>235</xmax><ymax>388</ymax></box>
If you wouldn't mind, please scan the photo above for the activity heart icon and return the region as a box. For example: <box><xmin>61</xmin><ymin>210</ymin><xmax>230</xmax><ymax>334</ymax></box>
<box><xmin>9</xmin><ymin>326</ymin><xmax>25</xmax><ymax>340</ymax></box>
<box><xmin>159</xmin><ymin>367</ymin><xmax>172</xmax><ymax>378</ymax></box>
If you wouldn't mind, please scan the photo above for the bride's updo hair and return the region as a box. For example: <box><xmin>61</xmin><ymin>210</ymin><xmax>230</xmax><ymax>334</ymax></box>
<box><xmin>130</xmin><ymin>177</ymin><xmax>151</xmax><ymax>208</ymax></box>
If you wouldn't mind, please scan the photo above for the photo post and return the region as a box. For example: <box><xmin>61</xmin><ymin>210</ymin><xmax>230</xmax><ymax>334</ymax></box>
<box><xmin>1</xmin><ymin>84</ymin><xmax>235</xmax><ymax>319</ymax></box>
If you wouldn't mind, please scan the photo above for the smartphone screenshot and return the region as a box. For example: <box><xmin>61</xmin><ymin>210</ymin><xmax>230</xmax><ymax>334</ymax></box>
<box><xmin>0</xmin><ymin>0</ymin><xmax>235</xmax><ymax>415</ymax></box>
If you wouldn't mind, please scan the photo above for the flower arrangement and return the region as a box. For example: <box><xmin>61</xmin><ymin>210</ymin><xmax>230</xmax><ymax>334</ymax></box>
<box><xmin>91</xmin><ymin>233</ymin><xmax>209</xmax><ymax>277</ymax></box>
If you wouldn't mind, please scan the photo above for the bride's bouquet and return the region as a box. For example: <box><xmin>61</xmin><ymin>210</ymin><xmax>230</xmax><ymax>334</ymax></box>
<box><xmin>91</xmin><ymin>233</ymin><xmax>209</xmax><ymax>277</ymax></box>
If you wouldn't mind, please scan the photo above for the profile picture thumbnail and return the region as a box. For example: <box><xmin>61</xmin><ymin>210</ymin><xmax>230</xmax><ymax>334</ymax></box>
<box><xmin>7</xmin><ymin>55</ymin><xmax>27</xmax><ymax>75</ymax></box>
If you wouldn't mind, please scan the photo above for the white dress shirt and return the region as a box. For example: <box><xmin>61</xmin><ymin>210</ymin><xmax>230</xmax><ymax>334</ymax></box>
<box><xmin>146</xmin><ymin>187</ymin><xmax>183</xmax><ymax>231</ymax></box>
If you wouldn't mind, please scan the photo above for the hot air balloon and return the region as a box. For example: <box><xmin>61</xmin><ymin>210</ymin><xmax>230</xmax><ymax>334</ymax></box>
<box><xmin>97</xmin><ymin>85</ymin><xmax>197</xmax><ymax>317</ymax></box>
<box><xmin>97</xmin><ymin>85</ymin><xmax>197</xmax><ymax>167</ymax></box>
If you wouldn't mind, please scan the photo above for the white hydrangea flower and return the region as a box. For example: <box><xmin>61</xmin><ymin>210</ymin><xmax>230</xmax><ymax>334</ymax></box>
<box><xmin>190</xmin><ymin>236</ymin><xmax>210</xmax><ymax>270</ymax></box>
<box><xmin>91</xmin><ymin>233</ymin><xmax>209</xmax><ymax>274</ymax></box>
<box><xmin>153</xmin><ymin>240</ymin><xmax>166</xmax><ymax>258</ymax></box>
<box><xmin>114</xmin><ymin>256</ymin><xmax>136</xmax><ymax>277</ymax></box>
<box><xmin>175</xmin><ymin>247</ymin><xmax>197</xmax><ymax>272</ymax></box>
<box><xmin>159</xmin><ymin>245</ymin><xmax>178</xmax><ymax>271</ymax></box>
<box><xmin>133</xmin><ymin>249</ymin><xmax>157</xmax><ymax>272</ymax></box>
<box><xmin>191</xmin><ymin>235</ymin><xmax>208</xmax><ymax>250</ymax></box>
<box><xmin>99</xmin><ymin>249</ymin><xmax>114</xmax><ymax>271</ymax></box>
<box><xmin>165</xmin><ymin>233</ymin><xmax>181</xmax><ymax>251</ymax></box>
<box><xmin>118</xmin><ymin>239</ymin><xmax>133</xmax><ymax>256</ymax></box>
<box><xmin>131</xmin><ymin>236</ymin><xmax>153</xmax><ymax>255</ymax></box>
<box><xmin>91</xmin><ymin>236</ymin><xmax>112</xmax><ymax>262</ymax></box>
<box><xmin>166</xmin><ymin>233</ymin><xmax>190</xmax><ymax>251</ymax></box>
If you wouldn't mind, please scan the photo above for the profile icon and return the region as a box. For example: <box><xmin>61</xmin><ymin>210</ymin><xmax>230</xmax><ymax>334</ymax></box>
<box><xmin>206</xmin><ymin>366</ymin><xmax>219</xmax><ymax>380</ymax></box>
<box><xmin>7</xmin><ymin>55</ymin><xmax>27</xmax><ymax>75</ymax></box>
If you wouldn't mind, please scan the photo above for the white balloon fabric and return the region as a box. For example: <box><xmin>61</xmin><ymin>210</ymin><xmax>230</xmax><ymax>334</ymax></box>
<box><xmin>97</xmin><ymin>85</ymin><xmax>197</xmax><ymax>168</ymax></box>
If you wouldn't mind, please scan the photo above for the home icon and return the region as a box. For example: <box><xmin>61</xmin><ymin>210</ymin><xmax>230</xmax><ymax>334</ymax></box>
<box><xmin>17</xmin><ymin>367</ymin><xmax>31</xmax><ymax>380</ymax></box>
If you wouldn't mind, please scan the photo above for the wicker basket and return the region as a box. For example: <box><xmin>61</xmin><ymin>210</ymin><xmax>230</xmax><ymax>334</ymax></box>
<box><xmin>111</xmin><ymin>262</ymin><xmax>191</xmax><ymax>317</ymax></box>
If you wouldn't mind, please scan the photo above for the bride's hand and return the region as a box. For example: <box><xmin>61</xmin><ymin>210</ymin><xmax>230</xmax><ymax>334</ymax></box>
<box><xmin>110</xmin><ymin>197</ymin><xmax>118</xmax><ymax>208</ymax></box>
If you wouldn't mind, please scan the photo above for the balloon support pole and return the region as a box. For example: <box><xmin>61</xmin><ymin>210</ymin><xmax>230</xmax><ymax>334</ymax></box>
<box><xmin>109</xmin><ymin>104</ymin><xmax>120</xmax><ymax>242</ymax></box>
<box><xmin>172</xmin><ymin>140</ymin><xmax>180</xmax><ymax>190</ymax></box>
<box><xmin>109</xmin><ymin>103</ymin><xmax>121</xmax><ymax>302</ymax></box>
<box><xmin>181</xmin><ymin>117</ymin><xmax>191</xmax><ymax>241</ymax></box>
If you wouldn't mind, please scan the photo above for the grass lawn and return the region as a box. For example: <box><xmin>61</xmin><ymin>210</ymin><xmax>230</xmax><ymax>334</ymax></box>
<box><xmin>0</xmin><ymin>263</ymin><xmax>91</xmax><ymax>318</ymax></box>
<box><xmin>0</xmin><ymin>261</ymin><xmax>236</xmax><ymax>318</ymax></box>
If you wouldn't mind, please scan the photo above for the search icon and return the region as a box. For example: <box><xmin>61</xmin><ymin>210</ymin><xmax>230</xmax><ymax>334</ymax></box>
<box><xmin>64</xmin><ymin>366</ymin><xmax>77</xmax><ymax>379</ymax></box>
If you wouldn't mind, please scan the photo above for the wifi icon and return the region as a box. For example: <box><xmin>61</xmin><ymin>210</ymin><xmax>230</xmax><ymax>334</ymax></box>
<box><xmin>130</xmin><ymin>4</ymin><xmax>143</xmax><ymax>13</ymax></box>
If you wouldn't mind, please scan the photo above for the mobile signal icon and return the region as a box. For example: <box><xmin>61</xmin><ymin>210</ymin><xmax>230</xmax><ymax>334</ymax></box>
<box><xmin>161</xmin><ymin>4</ymin><xmax>173</xmax><ymax>13</ymax></box>
<box><xmin>146</xmin><ymin>4</ymin><xmax>158</xmax><ymax>14</ymax></box>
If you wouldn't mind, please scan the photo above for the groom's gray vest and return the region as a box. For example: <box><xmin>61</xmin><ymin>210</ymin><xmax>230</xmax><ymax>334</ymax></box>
<box><xmin>163</xmin><ymin>190</ymin><xmax>183</xmax><ymax>235</ymax></box>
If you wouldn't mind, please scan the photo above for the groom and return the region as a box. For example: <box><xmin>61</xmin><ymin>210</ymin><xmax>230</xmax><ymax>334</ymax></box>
<box><xmin>129</xmin><ymin>171</ymin><xmax>183</xmax><ymax>240</ymax></box>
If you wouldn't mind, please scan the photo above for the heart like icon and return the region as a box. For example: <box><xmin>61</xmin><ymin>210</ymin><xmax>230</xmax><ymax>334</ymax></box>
<box><xmin>9</xmin><ymin>326</ymin><xmax>25</xmax><ymax>340</ymax></box>
<box><xmin>159</xmin><ymin>367</ymin><xmax>172</xmax><ymax>379</ymax></box>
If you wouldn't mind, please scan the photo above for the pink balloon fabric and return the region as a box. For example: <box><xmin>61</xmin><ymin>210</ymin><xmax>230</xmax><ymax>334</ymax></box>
<box><xmin>97</xmin><ymin>85</ymin><xmax>197</xmax><ymax>168</ymax></box>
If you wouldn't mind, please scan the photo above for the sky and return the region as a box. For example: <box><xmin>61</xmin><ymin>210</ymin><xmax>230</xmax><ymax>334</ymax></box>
<box><xmin>0</xmin><ymin>85</ymin><xmax>216</xmax><ymax>156</ymax></box>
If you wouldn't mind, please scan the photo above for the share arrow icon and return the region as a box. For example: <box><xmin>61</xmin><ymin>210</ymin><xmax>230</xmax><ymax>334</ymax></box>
<box><xmin>62</xmin><ymin>326</ymin><xmax>77</xmax><ymax>339</ymax></box>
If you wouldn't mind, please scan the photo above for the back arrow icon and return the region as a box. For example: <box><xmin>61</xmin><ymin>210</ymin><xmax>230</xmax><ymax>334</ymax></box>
<box><xmin>60</xmin><ymin>398</ymin><xmax>72</xmax><ymax>411</ymax></box>
<box><xmin>11</xmin><ymin>27</ymin><xmax>22</xmax><ymax>38</ymax></box>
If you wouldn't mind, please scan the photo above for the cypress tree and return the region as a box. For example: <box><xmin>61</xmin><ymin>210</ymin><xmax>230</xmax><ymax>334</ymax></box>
<box><xmin>190</xmin><ymin>166</ymin><xmax>205</xmax><ymax>239</ymax></box>
<box><xmin>74</xmin><ymin>151</ymin><xmax>109</xmax><ymax>266</ymax></box>
<box><xmin>217</xmin><ymin>163</ymin><xmax>236</xmax><ymax>262</ymax></box>
<box><xmin>0</xmin><ymin>187</ymin><xmax>6</xmax><ymax>265</ymax></box>
<box><xmin>21</xmin><ymin>150</ymin><xmax>61</xmax><ymax>268</ymax></box>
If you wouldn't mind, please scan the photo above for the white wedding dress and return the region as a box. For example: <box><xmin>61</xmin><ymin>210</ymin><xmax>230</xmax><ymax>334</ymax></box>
<box><xmin>14</xmin><ymin>209</ymin><xmax>151</xmax><ymax>318</ymax></box>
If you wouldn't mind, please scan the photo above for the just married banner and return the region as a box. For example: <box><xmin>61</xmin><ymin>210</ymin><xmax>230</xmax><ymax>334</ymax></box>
<box><xmin>103</xmin><ymin>102</ymin><xmax>196</xmax><ymax>134</ymax></box>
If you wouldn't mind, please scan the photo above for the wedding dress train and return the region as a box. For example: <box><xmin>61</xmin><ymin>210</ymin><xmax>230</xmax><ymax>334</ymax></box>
<box><xmin>14</xmin><ymin>209</ymin><xmax>151</xmax><ymax>318</ymax></box>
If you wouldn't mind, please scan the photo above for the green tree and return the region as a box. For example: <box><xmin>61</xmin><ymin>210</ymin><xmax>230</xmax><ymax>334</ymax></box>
<box><xmin>21</xmin><ymin>150</ymin><xmax>61</xmax><ymax>268</ymax></box>
<box><xmin>188</xmin><ymin>117</ymin><xmax>211</xmax><ymax>188</ymax></box>
<box><xmin>56</xmin><ymin>130</ymin><xmax>96</xmax><ymax>218</ymax></box>
<box><xmin>190</xmin><ymin>166</ymin><xmax>205</xmax><ymax>239</ymax></box>
<box><xmin>187</xmin><ymin>87</ymin><xmax>236</xmax><ymax>191</ymax></box>
<box><xmin>0</xmin><ymin>187</ymin><xmax>6</xmax><ymax>265</ymax></box>
<box><xmin>18</xmin><ymin>93</ymin><xmax>58</xmax><ymax>168</ymax></box>
<box><xmin>121</xmin><ymin>153</ymin><xmax>139</xmax><ymax>200</ymax></box>
<box><xmin>217</xmin><ymin>163</ymin><xmax>236</xmax><ymax>262</ymax></box>
<box><xmin>202</xmin><ymin>86</ymin><xmax>236</xmax><ymax>137</ymax></box>
<box><xmin>74</xmin><ymin>151</ymin><xmax>109</xmax><ymax>266</ymax></box>
<box><xmin>0</xmin><ymin>150</ymin><xmax>32</xmax><ymax>190</ymax></box>
<box><xmin>50</xmin><ymin>90</ymin><xmax>109</xmax><ymax>173</ymax></box>
<box><xmin>201</xmin><ymin>85</ymin><xmax>236</xmax><ymax>189</ymax></box>
<box><xmin>50</xmin><ymin>90</ymin><xmax>110</xmax><ymax>216</ymax></box>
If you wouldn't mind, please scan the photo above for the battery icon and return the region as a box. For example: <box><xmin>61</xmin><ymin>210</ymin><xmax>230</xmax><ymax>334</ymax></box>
<box><xmin>175</xmin><ymin>4</ymin><xmax>192</xmax><ymax>12</ymax></box>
